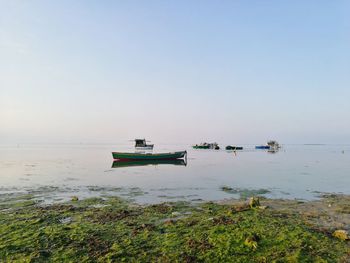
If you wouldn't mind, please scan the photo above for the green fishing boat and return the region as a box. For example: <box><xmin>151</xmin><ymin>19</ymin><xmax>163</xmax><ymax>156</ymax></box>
<box><xmin>192</xmin><ymin>143</ymin><xmax>220</xmax><ymax>150</ymax></box>
<box><xmin>192</xmin><ymin>145</ymin><xmax>210</xmax><ymax>149</ymax></box>
<box><xmin>112</xmin><ymin>151</ymin><xmax>187</xmax><ymax>161</ymax></box>
<box><xmin>112</xmin><ymin>159</ymin><xmax>187</xmax><ymax>168</ymax></box>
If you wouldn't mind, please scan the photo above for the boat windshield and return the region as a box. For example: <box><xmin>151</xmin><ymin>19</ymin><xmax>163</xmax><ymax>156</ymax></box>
<box><xmin>135</xmin><ymin>139</ymin><xmax>146</xmax><ymax>146</ymax></box>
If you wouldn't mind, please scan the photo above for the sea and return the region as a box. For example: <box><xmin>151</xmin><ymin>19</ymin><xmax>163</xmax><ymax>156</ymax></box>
<box><xmin>1</xmin><ymin>143</ymin><xmax>350</xmax><ymax>204</ymax></box>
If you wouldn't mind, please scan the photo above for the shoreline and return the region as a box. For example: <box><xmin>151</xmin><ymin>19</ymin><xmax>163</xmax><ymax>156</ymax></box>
<box><xmin>1</xmin><ymin>184</ymin><xmax>349</xmax><ymax>205</ymax></box>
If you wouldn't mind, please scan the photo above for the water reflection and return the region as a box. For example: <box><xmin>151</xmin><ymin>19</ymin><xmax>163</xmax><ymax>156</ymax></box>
<box><xmin>267</xmin><ymin>149</ymin><xmax>280</xmax><ymax>154</ymax></box>
<box><xmin>111</xmin><ymin>159</ymin><xmax>187</xmax><ymax>168</ymax></box>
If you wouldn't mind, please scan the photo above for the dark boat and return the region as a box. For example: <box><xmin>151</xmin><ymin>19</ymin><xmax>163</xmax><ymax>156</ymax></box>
<box><xmin>112</xmin><ymin>159</ymin><xmax>187</xmax><ymax>168</ymax></box>
<box><xmin>225</xmin><ymin>146</ymin><xmax>243</xmax><ymax>150</ymax></box>
<box><xmin>112</xmin><ymin>151</ymin><xmax>187</xmax><ymax>161</ymax></box>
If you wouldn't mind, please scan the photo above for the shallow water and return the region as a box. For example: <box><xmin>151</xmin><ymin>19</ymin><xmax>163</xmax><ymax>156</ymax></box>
<box><xmin>0</xmin><ymin>143</ymin><xmax>349</xmax><ymax>203</ymax></box>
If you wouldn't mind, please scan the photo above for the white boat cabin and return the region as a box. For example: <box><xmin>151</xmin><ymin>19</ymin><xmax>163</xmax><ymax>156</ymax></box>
<box><xmin>134</xmin><ymin>139</ymin><xmax>154</xmax><ymax>149</ymax></box>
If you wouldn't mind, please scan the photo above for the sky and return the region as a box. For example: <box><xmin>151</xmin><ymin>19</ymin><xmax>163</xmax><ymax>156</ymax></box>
<box><xmin>1</xmin><ymin>0</ymin><xmax>349</xmax><ymax>144</ymax></box>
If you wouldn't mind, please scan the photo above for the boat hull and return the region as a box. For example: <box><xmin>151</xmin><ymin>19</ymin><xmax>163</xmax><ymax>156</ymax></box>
<box><xmin>255</xmin><ymin>146</ymin><xmax>270</xmax><ymax>150</ymax></box>
<box><xmin>192</xmin><ymin>144</ymin><xmax>219</xmax><ymax>150</ymax></box>
<box><xmin>112</xmin><ymin>151</ymin><xmax>187</xmax><ymax>161</ymax></box>
<box><xmin>226</xmin><ymin>146</ymin><xmax>243</xmax><ymax>150</ymax></box>
<box><xmin>192</xmin><ymin>145</ymin><xmax>210</xmax><ymax>149</ymax></box>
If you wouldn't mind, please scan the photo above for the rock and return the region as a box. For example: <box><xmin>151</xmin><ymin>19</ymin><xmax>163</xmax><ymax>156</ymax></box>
<box><xmin>221</xmin><ymin>186</ymin><xmax>233</xmax><ymax>192</ymax></box>
<box><xmin>333</xmin><ymin>230</ymin><xmax>349</xmax><ymax>241</ymax></box>
<box><xmin>71</xmin><ymin>196</ymin><xmax>79</xmax><ymax>201</ymax></box>
<box><xmin>258</xmin><ymin>205</ymin><xmax>268</xmax><ymax>210</ymax></box>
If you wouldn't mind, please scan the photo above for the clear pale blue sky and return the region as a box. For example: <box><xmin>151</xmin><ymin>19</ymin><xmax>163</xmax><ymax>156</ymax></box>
<box><xmin>1</xmin><ymin>0</ymin><xmax>349</xmax><ymax>144</ymax></box>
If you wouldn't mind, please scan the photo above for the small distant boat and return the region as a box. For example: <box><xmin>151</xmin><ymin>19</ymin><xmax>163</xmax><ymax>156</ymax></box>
<box><xmin>112</xmin><ymin>159</ymin><xmax>187</xmax><ymax>168</ymax></box>
<box><xmin>112</xmin><ymin>151</ymin><xmax>187</xmax><ymax>161</ymax></box>
<box><xmin>267</xmin><ymin>140</ymin><xmax>281</xmax><ymax>149</ymax></box>
<box><xmin>226</xmin><ymin>145</ymin><xmax>243</xmax><ymax>150</ymax></box>
<box><xmin>193</xmin><ymin>143</ymin><xmax>220</xmax><ymax>150</ymax></box>
<box><xmin>192</xmin><ymin>144</ymin><xmax>210</xmax><ymax>149</ymax></box>
<box><xmin>255</xmin><ymin>145</ymin><xmax>270</xmax><ymax>150</ymax></box>
<box><xmin>134</xmin><ymin>139</ymin><xmax>154</xmax><ymax>150</ymax></box>
<box><xmin>256</xmin><ymin>141</ymin><xmax>281</xmax><ymax>150</ymax></box>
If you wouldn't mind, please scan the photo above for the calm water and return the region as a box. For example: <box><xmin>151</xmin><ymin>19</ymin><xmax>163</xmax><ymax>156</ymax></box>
<box><xmin>1</xmin><ymin>144</ymin><xmax>350</xmax><ymax>203</ymax></box>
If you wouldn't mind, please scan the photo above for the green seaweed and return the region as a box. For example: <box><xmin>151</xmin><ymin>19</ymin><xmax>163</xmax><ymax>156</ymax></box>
<box><xmin>0</xmin><ymin>194</ymin><xmax>349</xmax><ymax>262</ymax></box>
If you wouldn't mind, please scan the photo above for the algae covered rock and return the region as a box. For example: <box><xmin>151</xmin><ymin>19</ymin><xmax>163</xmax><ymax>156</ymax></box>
<box><xmin>333</xmin><ymin>230</ymin><xmax>349</xmax><ymax>241</ymax></box>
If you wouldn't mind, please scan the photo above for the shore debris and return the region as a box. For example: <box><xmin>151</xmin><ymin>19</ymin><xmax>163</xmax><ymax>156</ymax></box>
<box><xmin>249</xmin><ymin>197</ymin><xmax>260</xmax><ymax>208</ymax></box>
<box><xmin>244</xmin><ymin>234</ymin><xmax>260</xmax><ymax>250</ymax></box>
<box><xmin>258</xmin><ymin>205</ymin><xmax>268</xmax><ymax>210</ymax></box>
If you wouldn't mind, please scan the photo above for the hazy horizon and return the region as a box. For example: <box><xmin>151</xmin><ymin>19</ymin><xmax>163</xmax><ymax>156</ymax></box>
<box><xmin>1</xmin><ymin>1</ymin><xmax>350</xmax><ymax>145</ymax></box>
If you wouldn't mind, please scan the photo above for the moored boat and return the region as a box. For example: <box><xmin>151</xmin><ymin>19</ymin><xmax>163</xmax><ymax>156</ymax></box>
<box><xmin>192</xmin><ymin>144</ymin><xmax>210</xmax><ymax>149</ymax></box>
<box><xmin>225</xmin><ymin>146</ymin><xmax>243</xmax><ymax>150</ymax></box>
<box><xmin>193</xmin><ymin>143</ymin><xmax>220</xmax><ymax>150</ymax></box>
<box><xmin>255</xmin><ymin>145</ymin><xmax>270</xmax><ymax>150</ymax></box>
<box><xmin>112</xmin><ymin>151</ymin><xmax>187</xmax><ymax>161</ymax></box>
<box><xmin>267</xmin><ymin>140</ymin><xmax>281</xmax><ymax>149</ymax></box>
<box><xmin>256</xmin><ymin>141</ymin><xmax>281</xmax><ymax>150</ymax></box>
